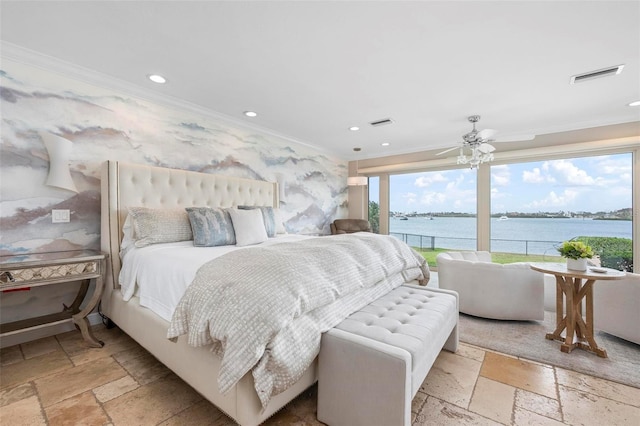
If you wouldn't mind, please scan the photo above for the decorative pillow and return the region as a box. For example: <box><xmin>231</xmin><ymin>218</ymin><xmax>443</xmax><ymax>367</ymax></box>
<box><xmin>238</xmin><ymin>206</ymin><xmax>276</xmax><ymax>237</ymax></box>
<box><xmin>228</xmin><ymin>207</ymin><xmax>268</xmax><ymax>246</ymax></box>
<box><xmin>274</xmin><ymin>208</ymin><xmax>287</xmax><ymax>234</ymax></box>
<box><xmin>128</xmin><ymin>207</ymin><xmax>193</xmax><ymax>248</ymax></box>
<box><xmin>185</xmin><ymin>207</ymin><xmax>236</xmax><ymax>247</ymax></box>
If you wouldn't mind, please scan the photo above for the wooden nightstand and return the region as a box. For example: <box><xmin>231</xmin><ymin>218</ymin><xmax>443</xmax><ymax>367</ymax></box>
<box><xmin>0</xmin><ymin>250</ymin><xmax>107</xmax><ymax>348</ymax></box>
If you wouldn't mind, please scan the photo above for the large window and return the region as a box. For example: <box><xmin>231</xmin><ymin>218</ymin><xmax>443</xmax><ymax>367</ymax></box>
<box><xmin>366</xmin><ymin>141</ymin><xmax>636</xmax><ymax>271</ymax></box>
<box><xmin>490</xmin><ymin>154</ymin><xmax>633</xmax><ymax>270</ymax></box>
<box><xmin>388</xmin><ymin>169</ymin><xmax>477</xmax><ymax>258</ymax></box>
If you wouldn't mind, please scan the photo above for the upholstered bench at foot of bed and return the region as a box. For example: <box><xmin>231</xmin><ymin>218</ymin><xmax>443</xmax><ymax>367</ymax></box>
<box><xmin>317</xmin><ymin>284</ymin><xmax>459</xmax><ymax>426</ymax></box>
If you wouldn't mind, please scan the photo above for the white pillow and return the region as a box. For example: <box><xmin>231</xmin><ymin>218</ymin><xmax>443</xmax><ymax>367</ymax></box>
<box><xmin>228</xmin><ymin>208</ymin><xmax>269</xmax><ymax>246</ymax></box>
<box><xmin>121</xmin><ymin>214</ymin><xmax>134</xmax><ymax>249</ymax></box>
<box><xmin>119</xmin><ymin>214</ymin><xmax>135</xmax><ymax>258</ymax></box>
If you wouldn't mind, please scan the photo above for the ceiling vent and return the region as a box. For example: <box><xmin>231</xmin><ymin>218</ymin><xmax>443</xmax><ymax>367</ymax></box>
<box><xmin>370</xmin><ymin>118</ymin><xmax>394</xmax><ymax>127</ymax></box>
<box><xmin>570</xmin><ymin>65</ymin><xmax>624</xmax><ymax>84</ymax></box>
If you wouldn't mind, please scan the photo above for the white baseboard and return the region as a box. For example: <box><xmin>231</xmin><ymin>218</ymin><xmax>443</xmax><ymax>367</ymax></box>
<box><xmin>0</xmin><ymin>312</ymin><xmax>104</xmax><ymax>348</ymax></box>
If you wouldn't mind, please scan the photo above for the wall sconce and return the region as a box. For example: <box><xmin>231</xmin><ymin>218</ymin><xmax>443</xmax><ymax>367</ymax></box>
<box><xmin>39</xmin><ymin>131</ymin><xmax>78</xmax><ymax>193</ymax></box>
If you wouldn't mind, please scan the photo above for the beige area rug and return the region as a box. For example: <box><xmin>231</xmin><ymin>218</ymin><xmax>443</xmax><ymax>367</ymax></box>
<box><xmin>458</xmin><ymin>310</ymin><xmax>640</xmax><ymax>389</ymax></box>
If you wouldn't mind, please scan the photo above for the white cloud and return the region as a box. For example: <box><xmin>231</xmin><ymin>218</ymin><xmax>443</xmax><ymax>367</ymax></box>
<box><xmin>491</xmin><ymin>164</ymin><xmax>510</xmax><ymax>187</ymax></box>
<box><xmin>419</xmin><ymin>192</ymin><xmax>447</xmax><ymax>206</ymax></box>
<box><xmin>444</xmin><ymin>174</ymin><xmax>466</xmax><ymax>191</ymax></box>
<box><xmin>414</xmin><ymin>172</ymin><xmax>448</xmax><ymax>188</ymax></box>
<box><xmin>619</xmin><ymin>172</ymin><xmax>632</xmax><ymax>184</ymax></box>
<box><xmin>522</xmin><ymin>167</ymin><xmax>550</xmax><ymax>183</ymax></box>
<box><xmin>608</xmin><ymin>186</ymin><xmax>632</xmax><ymax>198</ymax></box>
<box><xmin>414</xmin><ymin>172</ymin><xmax>476</xmax><ymax>211</ymax></box>
<box><xmin>547</xmin><ymin>159</ymin><xmax>595</xmax><ymax>186</ymax></box>
<box><xmin>402</xmin><ymin>192</ymin><xmax>417</xmax><ymax>205</ymax></box>
<box><xmin>491</xmin><ymin>187</ymin><xmax>506</xmax><ymax>200</ymax></box>
<box><xmin>525</xmin><ymin>189</ymin><xmax>579</xmax><ymax>209</ymax></box>
<box><xmin>594</xmin><ymin>157</ymin><xmax>632</xmax><ymax>175</ymax></box>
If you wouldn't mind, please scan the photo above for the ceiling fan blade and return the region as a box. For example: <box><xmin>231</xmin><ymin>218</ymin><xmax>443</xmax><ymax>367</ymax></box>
<box><xmin>477</xmin><ymin>128</ymin><xmax>497</xmax><ymax>141</ymax></box>
<box><xmin>477</xmin><ymin>143</ymin><xmax>496</xmax><ymax>154</ymax></box>
<box><xmin>435</xmin><ymin>146</ymin><xmax>460</xmax><ymax>156</ymax></box>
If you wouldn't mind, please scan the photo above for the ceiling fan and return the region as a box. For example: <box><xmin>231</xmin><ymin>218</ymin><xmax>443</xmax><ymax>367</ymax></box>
<box><xmin>436</xmin><ymin>115</ymin><xmax>534</xmax><ymax>168</ymax></box>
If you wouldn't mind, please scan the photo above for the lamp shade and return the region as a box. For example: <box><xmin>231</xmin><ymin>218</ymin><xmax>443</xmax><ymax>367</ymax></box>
<box><xmin>347</xmin><ymin>176</ymin><xmax>368</xmax><ymax>186</ymax></box>
<box><xmin>40</xmin><ymin>131</ymin><xmax>78</xmax><ymax>193</ymax></box>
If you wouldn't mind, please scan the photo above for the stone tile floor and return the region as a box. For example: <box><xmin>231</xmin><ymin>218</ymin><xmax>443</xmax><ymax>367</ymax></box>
<box><xmin>1</xmin><ymin>324</ymin><xmax>639</xmax><ymax>425</ymax></box>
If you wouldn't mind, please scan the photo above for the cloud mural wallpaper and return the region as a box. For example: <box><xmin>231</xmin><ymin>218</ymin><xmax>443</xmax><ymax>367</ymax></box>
<box><xmin>0</xmin><ymin>55</ymin><xmax>348</xmax><ymax>324</ymax></box>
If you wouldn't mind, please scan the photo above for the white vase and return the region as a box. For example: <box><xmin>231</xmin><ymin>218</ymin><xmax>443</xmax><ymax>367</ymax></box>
<box><xmin>566</xmin><ymin>257</ymin><xmax>587</xmax><ymax>271</ymax></box>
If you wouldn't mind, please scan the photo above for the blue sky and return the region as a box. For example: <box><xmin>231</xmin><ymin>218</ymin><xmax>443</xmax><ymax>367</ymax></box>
<box><xmin>369</xmin><ymin>153</ymin><xmax>632</xmax><ymax>214</ymax></box>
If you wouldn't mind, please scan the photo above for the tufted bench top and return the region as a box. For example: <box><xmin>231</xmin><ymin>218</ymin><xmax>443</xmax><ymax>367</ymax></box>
<box><xmin>318</xmin><ymin>284</ymin><xmax>458</xmax><ymax>426</ymax></box>
<box><xmin>333</xmin><ymin>285</ymin><xmax>457</xmax><ymax>380</ymax></box>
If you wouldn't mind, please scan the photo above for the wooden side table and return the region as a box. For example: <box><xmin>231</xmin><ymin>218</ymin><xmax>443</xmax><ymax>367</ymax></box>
<box><xmin>529</xmin><ymin>262</ymin><xmax>625</xmax><ymax>358</ymax></box>
<box><xmin>0</xmin><ymin>250</ymin><xmax>107</xmax><ymax>348</ymax></box>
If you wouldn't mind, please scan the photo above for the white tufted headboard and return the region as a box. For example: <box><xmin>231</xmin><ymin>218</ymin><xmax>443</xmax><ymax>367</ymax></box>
<box><xmin>100</xmin><ymin>160</ymin><xmax>279</xmax><ymax>294</ymax></box>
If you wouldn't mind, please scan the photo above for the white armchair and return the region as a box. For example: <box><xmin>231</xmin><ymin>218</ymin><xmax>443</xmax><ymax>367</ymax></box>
<box><xmin>436</xmin><ymin>251</ymin><xmax>544</xmax><ymax>320</ymax></box>
<box><xmin>593</xmin><ymin>272</ymin><xmax>640</xmax><ymax>345</ymax></box>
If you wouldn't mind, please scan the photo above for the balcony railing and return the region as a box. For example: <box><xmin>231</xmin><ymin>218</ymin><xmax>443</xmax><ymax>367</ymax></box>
<box><xmin>389</xmin><ymin>232</ymin><xmax>560</xmax><ymax>256</ymax></box>
<box><xmin>389</xmin><ymin>232</ymin><xmax>633</xmax><ymax>272</ymax></box>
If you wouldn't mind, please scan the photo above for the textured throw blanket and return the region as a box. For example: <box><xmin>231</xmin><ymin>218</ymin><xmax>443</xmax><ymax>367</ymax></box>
<box><xmin>167</xmin><ymin>233</ymin><xmax>429</xmax><ymax>407</ymax></box>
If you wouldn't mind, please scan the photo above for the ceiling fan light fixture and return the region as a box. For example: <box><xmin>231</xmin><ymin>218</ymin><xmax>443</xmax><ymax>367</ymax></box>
<box><xmin>455</xmin><ymin>115</ymin><xmax>496</xmax><ymax>169</ymax></box>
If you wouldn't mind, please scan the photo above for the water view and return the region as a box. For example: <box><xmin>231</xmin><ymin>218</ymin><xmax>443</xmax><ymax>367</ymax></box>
<box><xmin>389</xmin><ymin>216</ymin><xmax>633</xmax><ymax>257</ymax></box>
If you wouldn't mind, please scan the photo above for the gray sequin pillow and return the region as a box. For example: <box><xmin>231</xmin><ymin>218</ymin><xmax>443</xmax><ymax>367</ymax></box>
<box><xmin>128</xmin><ymin>207</ymin><xmax>193</xmax><ymax>248</ymax></box>
<box><xmin>186</xmin><ymin>207</ymin><xmax>237</xmax><ymax>247</ymax></box>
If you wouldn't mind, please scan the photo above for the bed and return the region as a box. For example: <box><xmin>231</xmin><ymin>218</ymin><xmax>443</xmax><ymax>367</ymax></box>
<box><xmin>100</xmin><ymin>160</ymin><xmax>428</xmax><ymax>425</ymax></box>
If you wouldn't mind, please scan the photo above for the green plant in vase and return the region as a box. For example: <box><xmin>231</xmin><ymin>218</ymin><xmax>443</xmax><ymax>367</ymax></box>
<box><xmin>557</xmin><ymin>240</ymin><xmax>593</xmax><ymax>271</ymax></box>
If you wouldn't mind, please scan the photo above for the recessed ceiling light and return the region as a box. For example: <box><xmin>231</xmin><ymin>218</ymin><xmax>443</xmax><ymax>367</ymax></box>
<box><xmin>381</xmin><ymin>142</ymin><xmax>390</xmax><ymax>146</ymax></box>
<box><xmin>148</xmin><ymin>74</ymin><xmax>167</xmax><ymax>84</ymax></box>
<box><xmin>628</xmin><ymin>100</ymin><xmax>640</xmax><ymax>107</ymax></box>
<box><xmin>349</xmin><ymin>126</ymin><xmax>360</xmax><ymax>131</ymax></box>
<box><xmin>244</xmin><ymin>111</ymin><xmax>258</xmax><ymax>117</ymax></box>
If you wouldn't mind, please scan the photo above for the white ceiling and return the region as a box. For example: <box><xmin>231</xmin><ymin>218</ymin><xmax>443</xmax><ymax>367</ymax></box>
<box><xmin>2</xmin><ymin>1</ymin><xmax>639</xmax><ymax>160</ymax></box>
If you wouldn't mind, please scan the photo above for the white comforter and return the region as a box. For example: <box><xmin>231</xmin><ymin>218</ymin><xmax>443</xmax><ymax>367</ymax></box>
<box><xmin>166</xmin><ymin>233</ymin><xmax>429</xmax><ymax>407</ymax></box>
<box><xmin>119</xmin><ymin>234</ymin><xmax>312</xmax><ymax>321</ymax></box>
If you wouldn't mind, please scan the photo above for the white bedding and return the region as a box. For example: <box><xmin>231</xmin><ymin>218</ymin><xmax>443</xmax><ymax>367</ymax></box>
<box><xmin>119</xmin><ymin>234</ymin><xmax>312</xmax><ymax>321</ymax></box>
<box><xmin>167</xmin><ymin>233</ymin><xmax>430</xmax><ymax>407</ymax></box>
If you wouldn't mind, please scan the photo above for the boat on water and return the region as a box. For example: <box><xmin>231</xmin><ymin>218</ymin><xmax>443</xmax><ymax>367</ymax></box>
<box><xmin>498</xmin><ymin>215</ymin><xmax>508</xmax><ymax>221</ymax></box>
<box><xmin>398</xmin><ymin>216</ymin><xmax>408</xmax><ymax>220</ymax></box>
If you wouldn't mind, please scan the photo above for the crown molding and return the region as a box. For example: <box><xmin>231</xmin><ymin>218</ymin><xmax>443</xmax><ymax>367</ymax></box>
<box><xmin>0</xmin><ymin>41</ymin><xmax>333</xmax><ymax>157</ymax></box>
